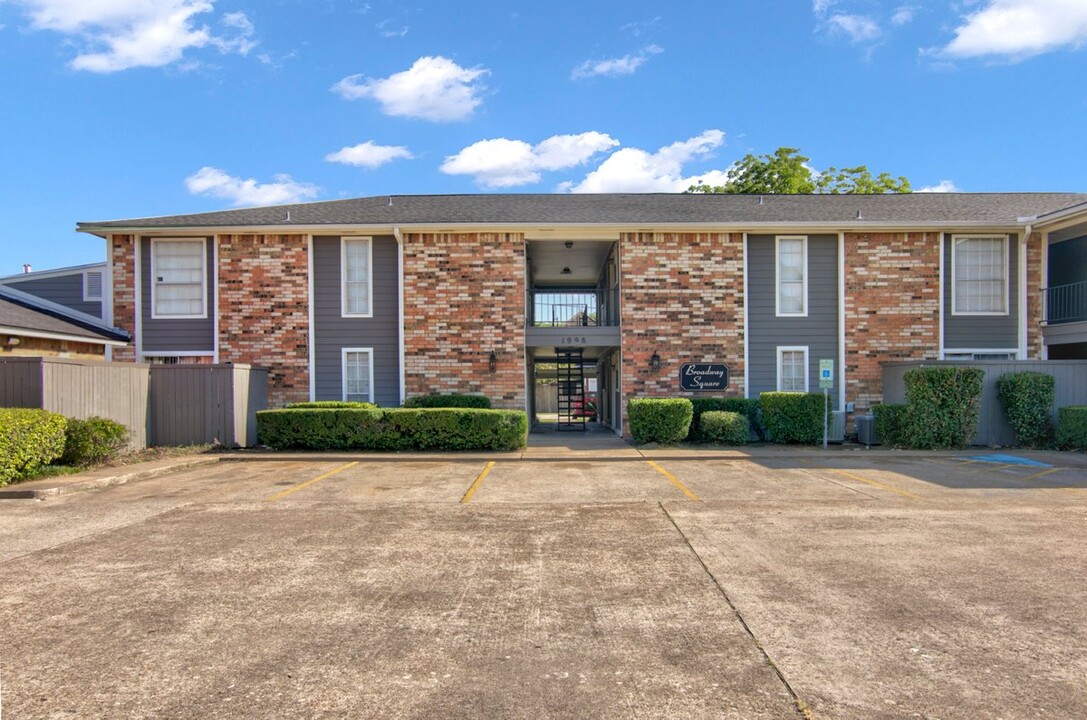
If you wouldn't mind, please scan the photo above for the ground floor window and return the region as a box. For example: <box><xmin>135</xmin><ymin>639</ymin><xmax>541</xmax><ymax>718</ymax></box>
<box><xmin>342</xmin><ymin>348</ymin><xmax>373</xmax><ymax>402</ymax></box>
<box><xmin>777</xmin><ymin>346</ymin><xmax>808</xmax><ymax>392</ymax></box>
<box><xmin>141</xmin><ymin>354</ymin><xmax>214</xmax><ymax>365</ymax></box>
<box><xmin>943</xmin><ymin>351</ymin><xmax>1016</xmax><ymax>361</ymax></box>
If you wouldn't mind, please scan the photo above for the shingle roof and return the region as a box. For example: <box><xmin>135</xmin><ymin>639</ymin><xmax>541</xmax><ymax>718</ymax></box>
<box><xmin>0</xmin><ymin>286</ymin><xmax>129</xmax><ymax>343</ymax></box>
<box><xmin>77</xmin><ymin>192</ymin><xmax>1087</xmax><ymax>232</ymax></box>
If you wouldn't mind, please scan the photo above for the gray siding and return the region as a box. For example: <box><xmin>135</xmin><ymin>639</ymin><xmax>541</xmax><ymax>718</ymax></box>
<box><xmin>313</xmin><ymin>235</ymin><xmax>400</xmax><ymax>406</ymax></box>
<box><xmin>2</xmin><ymin>272</ymin><xmax>103</xmax><ymax>318</ymax></box>
<box><xmin>943</xmin><ymin>234</ymin><xmax>1018</xmax><ymax>350</ymax></box>
<box><xmin>141</xmin><ymin>237</ymin><xmax>214</xmax><ymax>353</ymax></box>
<box><xmin>747</xmin><ymin>234</ymin><xmax>839</xmax><ymax>405</ymax></box>
<box><xmin>1049</xmin><ymin>234</ymin><xmax>1087</xmax><ymax>287</ymax></box>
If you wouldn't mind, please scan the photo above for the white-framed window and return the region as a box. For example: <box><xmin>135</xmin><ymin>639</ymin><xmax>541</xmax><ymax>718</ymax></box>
<box><xmin>341</xmin><ymin>236</ymin><xmax>373</xmax><ymax>317</ymax></box>
<box><xmin>776</xmin><ymin>236</ymin><xmax>807</xmax><ymax>316</ymax></box>
<box><xmin>151</xmin><ymin>238</ymin><xmax>207</xmax><ymax>318</ymax></box>
<box><xmin>943</xmin><ymin>351</ymin><xmax>1016</xmax><ymax>361</ymax></box>
<box><xmin>952</xmin><ymin>235</ymin><xmax>1008</xmax><ymax>315</ymax></box>
<box><xmin>83</xmin><ymin>271</ymin><xmax>103</xmax><ymax>302</ymax></box>
<box><xmin>342</xmin><ymin>348</ymin><xmax>374</xmax><ymax>402</ymax></box>
<box><xmin>777</xmin><ymin>346</ymin><xmax>809</xmax><ymax>392</ymax></box>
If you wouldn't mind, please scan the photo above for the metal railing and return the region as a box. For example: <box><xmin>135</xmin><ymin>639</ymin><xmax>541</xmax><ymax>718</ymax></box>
<box><xmin>530</xmin><ymin>290</ymin><xmax>619</xmax><ymax>327</ymax></box>
<box><xmin>1043</xmin><ymin>281</ymin><xmax>1087</xmax><ymax>324</ymax></box>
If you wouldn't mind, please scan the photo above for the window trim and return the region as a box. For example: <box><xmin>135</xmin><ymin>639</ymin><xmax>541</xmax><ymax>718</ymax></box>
<box><xmin>83</xmin><ymin>270</ymin><xmax>103</xmax><ymax>302</ymax></box>
<box><xmin>950</xmin><ymin>234</ymin><xmax>1009</xmax><ymax>317</ymax></box>
<box><xmin>341</xmin><ymin>347</ymin><xmax>375</xmax><ymax>403</ymax></box>
<box><xmin>341</xmin><ymin>236</ymin><xmax>374</xmax><ymax>318</ymax></box>
<box><xmin>776</xmin><ymin>345</ymin><xmax>809</xmax><ymax>392</ymax></box>
<box><xmin>150</xmin><ymin>237</ymin><xmax>208</xmax><ymax>320</ymax></box>
<box><xmin>775</xmin><ymin>235</ymin><xmax>808</xmax><ymax>317</ymax></box>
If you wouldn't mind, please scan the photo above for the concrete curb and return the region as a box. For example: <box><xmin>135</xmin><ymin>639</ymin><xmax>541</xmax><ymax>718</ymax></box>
<box><xmin>0</xmin><ymin>456</ymin><xmax>221</xmax><ymax>500</ymax></box>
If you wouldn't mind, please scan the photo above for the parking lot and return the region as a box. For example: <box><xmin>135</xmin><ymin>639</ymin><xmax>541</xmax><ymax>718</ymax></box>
<box><xmin>1</xmin><ymin>449</ymin><xmax>1086</xmax><ymax>718</ymax></box>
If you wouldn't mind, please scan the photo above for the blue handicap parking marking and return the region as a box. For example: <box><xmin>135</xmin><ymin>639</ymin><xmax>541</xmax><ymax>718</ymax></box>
<box><xmin>967</xmin><ymin>454</ymin><xmax>1052</xmax><ymax>468</ymax></box>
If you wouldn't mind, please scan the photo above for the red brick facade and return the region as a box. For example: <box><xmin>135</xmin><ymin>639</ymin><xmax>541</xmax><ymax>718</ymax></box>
<box><xmin>1025</xmin><ymin>231</ymin><xmax>1044</xmax><ymax>358</ymax></box>
<box><xmin>401</xmin><ymin>232</ymin><xmax>527</xmax><ymax>410</ymax></box>
<box><xmin>844</xmin><ymin>232</ymin><xmax>941</xmax><ymax>414</ymax></box>
<box><xmin>620</xmin><ymin>232</ymin><xmax>746</xmax><ymax>417</ymax></box>
<box><xmin>110</xmin><ymin>234</ymin><xmax>137</xmax><ymax>363</ymax></box>
<box><xmin>217</xmin><ymin>234</ymin><xmax>310</xmax><ymax>406</ymax></box>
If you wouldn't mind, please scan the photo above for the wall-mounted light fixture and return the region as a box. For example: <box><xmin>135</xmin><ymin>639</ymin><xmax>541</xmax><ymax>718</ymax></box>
<box><xmin>489</xmin><ymin>350</ymin><xmax>497</xmax><ymax>373</ymax></box>
<box><xmin>561</xmin><ymin>266</ymin><xmax>571</xmax><ymax>275</ymax></box>
<box><xmin>650</xmin><ymin>351</ymin><xmax>660</xmax><ymax>372</ymax></box>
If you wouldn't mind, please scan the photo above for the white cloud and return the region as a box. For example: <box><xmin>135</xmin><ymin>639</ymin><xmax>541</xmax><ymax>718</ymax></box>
<box><xmin>917</xmin><ymin>180</ymin><xmax>961</xmax><ymax>193</ymax></box>
<box><xmin>10</xmin><ymin>0</ymin><xmax>255</xmax><ymax>72</ymax></box>
<box><xmin>325</xmin><ymin>141</ymin><xmax>413</xmax><ymax>169</ymax></box>
<box><xmin>441</xmin><ymin>132</ymin><xmax>619</xmax><ymax>188</ymax></box>
<box><xmin>184</xmin><ymin>167</ymin><xmax>319</xmax><ymax>206</ymax></box>
<box><xmin>331</xmin><ymin>56</ymin><xmax>488</xmax><ymax>122</ymax></box>
<box><xmin>938</xmin><ymin>0</ymin><xmax>1087</xmax><ymax>60</ymax></box>
<box><xmin>565</xmin><ymin>130</ymin><xmax>727</xmax><ymax>193</ymax></box>
<box><xmin>827</xmin><ymin>13</ymin><xmax>881</xmax><ymax>42</ymax></box>
<box><xmin>376</xmin><ymin>18</ymin><xmax>408</xmax><ymax>38</ymax></box>
<box><xmin>891</xmin><ymin>5</ymin><xmax>916</xmax><ymax>26</ymax></box>
<box><xmin>571</xmin><ymin>45</ymin><xmax>663</xmax><ymax>79</ymax></box>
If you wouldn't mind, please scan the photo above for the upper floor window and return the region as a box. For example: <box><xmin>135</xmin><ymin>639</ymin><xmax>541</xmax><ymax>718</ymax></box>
<box><xmin>952</xmin><ymin>235</ymin><xmax>1007</xmax><ymax>315</ymax></box>
<box><xmin>776</xmin><ymin>236</ymin><xmax>807</xmax><ymax>316</ymax></box>
<box><xmin>341</xmin><ymin>236</ymin><xmax>373</xmax><ymax>317</ymax></box>
<box><xmin>151</xmin><ymin>239</ymin><xmax>206</xmax><ymax>318</ymax></box>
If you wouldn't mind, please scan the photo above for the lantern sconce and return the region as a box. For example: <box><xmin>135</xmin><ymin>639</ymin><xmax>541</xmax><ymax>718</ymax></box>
<box><xmin>489</xmin><ymin>350</ymin><xmax>497</xmax><ymax>373</ymax></box>
<box><xmin>650</xmin><ymin>351</ymin><xmax>661</xmax><ymax>372</ymax></box>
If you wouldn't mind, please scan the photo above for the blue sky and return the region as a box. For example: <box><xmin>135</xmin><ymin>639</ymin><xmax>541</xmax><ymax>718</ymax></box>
<box><xmin>2</xmin><ymin>0</ymin><xmax>1086</xmax><ymax>274</ymax></box>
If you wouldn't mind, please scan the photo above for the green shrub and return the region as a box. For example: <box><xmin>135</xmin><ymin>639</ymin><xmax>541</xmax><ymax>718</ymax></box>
<box><xmin>404</xmin><ymin>393</ymin><xmax>491</xmax><ymax>409</ymax></box>
<box><xmin>286</xmin><ymin>401</ymin><xmax>378</xmax><ymax>410</ymax></box>
<box><xmin>627</xmin><ymin>398</ymin><xmax>693</xmax><ymax>445</ymax></box>
<box><xmin>700</xmin><ymin>411</ymin><xmax>749</xmax><ymax>445</ymax></box>
<box><xmin>759</xmin><ymin>392</ymin><xmax>827</xmax><ymax>444</ymax></box>
<box><xmin>1056</xmin><ymin>406</ymin><xmax>1087</xmax><ymax>451</ymax></box>
<box><xmin>688</xmin><ymin>398</ymin><xmax>762</xmax><ymax>442</ymax></box>
<box><xmin>997</xmin><ymin>371</ymin><xmax>1055</xmax><ymax>447</ymax></box>
<box><xmin>257</xmin><ymin>407</ymin><xmax>526</xmax><ymax>451</ymax></box>
<box><xmin>872</xmin><ymin>403</ymin><xmax>907</xmax><ymax>447</ymax></box>
<box><xmin>900</xmin><ymin>366</ymin><xmax>985</xmax><ymax>449</ymax></box>
<box><xmin>61</xmin><ymin>416</ymin><xmax>129</xmax><ymax>466</ymax></box>
<box><xmin>0</xmin><ymin>408</ymin><xmax>67</xmax><ymax>486</ymax></box>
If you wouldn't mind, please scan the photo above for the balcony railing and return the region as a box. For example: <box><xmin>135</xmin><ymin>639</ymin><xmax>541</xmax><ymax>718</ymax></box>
<box><xmin>530</xmin><ymin>289</ymin><xmax>619</xmax><ymax>327</ymax></box>
<box><xmin>1044</xmin><ymin>281</ymin><xmax>1087</xmax><ymax>325</ymax></box>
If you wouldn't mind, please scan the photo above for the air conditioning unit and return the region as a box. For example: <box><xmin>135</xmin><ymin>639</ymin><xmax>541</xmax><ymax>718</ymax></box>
<box><xmin>829</xmin><ymin>410</ymin><xmax>846</xmax><ymax>443</ymax></box>
<box><xmin>856</xmin><ymin>414</ymin><xmax>877</xmax><ymax>446</ymax></box>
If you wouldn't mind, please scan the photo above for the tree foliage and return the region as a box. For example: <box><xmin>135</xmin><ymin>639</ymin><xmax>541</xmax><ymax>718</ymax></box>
<box><xmin>687</xmin><ymin>147</ymin><xmax>911</xmax><ymax>195</ymax></box>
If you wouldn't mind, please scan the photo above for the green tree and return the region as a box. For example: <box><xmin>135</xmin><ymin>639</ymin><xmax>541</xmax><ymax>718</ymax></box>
<box><xmin>687</xmin><ymin>147</ymin><xmax>910</xmax><ymax>195</ymax></box>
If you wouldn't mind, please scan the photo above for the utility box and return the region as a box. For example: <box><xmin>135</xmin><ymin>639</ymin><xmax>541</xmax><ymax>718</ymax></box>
<box><xmin>856</xmin><ymin>414</ymin><xmax>877</xmax><ymax>446</ymax></box>
<box><xmin>829</xmin><ymin>410</ymin><xmax>846</xmax><ymax>443</ymax></box>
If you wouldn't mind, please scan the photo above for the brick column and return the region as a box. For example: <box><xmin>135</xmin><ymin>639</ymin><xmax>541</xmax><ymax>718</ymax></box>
<box><xmin>1025</xmin><ymin>230</ymin><xmax>1044</xmax><ymax>358</ymax></box>
<box><xmin>110</xmin><ymin>234</ymin><xmax>137</xmax><ymax>362</ymax></box>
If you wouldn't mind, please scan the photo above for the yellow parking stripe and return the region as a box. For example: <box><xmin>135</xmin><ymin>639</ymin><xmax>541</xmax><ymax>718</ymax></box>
<box><xmin>824</xmin><ymin>468</ymin><xmax>922</xmax><ymax>500</ymax></box>
<box><xmin>460</xmin><ymin>461</ymin><xmax>495</xmax><ymax>504</ymax></box>
<box><xmin>1018</xmin><ymin>467</ymin><xmax>1060</xmax><ymax>483</ymax></box>
<box><xmin>647</xmin><ymin>461</ymin><xmax>700</xmax><ymax>502</ymax></box>
<box><xmin>263</xmin><ymin>461</ymin><xmax>358</xmax><ymax>502</ymax></box>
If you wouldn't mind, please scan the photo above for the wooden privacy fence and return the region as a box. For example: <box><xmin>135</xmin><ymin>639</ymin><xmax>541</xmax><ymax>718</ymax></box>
<box><xmin>882</xmin><ymin>360</ymin><xmax>1087</xmax><ymax>446</ymax></box>
<box><xmin>0</xmin><ymin>357</ymin><xmax>268</xmax><ymax>448</ymax></box>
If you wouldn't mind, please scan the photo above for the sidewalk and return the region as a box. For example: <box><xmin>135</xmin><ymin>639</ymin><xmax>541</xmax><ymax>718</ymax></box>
<box><xmin>0</xmin><ymin>455</ymin><xmax>220</xmax><ymax>499</ymax></box>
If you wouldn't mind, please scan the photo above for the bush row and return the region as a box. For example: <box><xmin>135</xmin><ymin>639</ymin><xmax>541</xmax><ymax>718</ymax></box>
<box><xmin>997</xmin><ymin>371</ymin><xmax>1055</xmax><ymax>447</ymax></box>
<box><xmin>403</xmin><ymin>393</ymin><xmax>491</xmax><ymax>409</ymax></box>
<box><xmin>0</xmin><ymin>408</ymin><xmax>68</xmax><ymax>486</ymax></box>
<box><xmin>628</xmin><ymin>393</ymin><xmax>830</xmax><ymax>446</ymax></box>
<box><xmin>688</xmin><ymin>398</ymin><xmax>762</xmax><ymax>442</ymax></box>
<box><xmin>257</xmin><ymin>407</ymin><xmax>527</xmax><ymax>451</ymax></box>
<box><xmin>1057</xmin><ymin>406</ymin><xmax>1087</xmax><ymax>451</ymax></box>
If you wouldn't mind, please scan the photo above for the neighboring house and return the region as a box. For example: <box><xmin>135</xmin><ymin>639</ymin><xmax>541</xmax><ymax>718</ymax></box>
<box><xmin>75</xmin><ymin>193</ymin><xmax>1087</xmax><ymax>436</ymax></box>
<box><xmin>0</xmin><ymin>285</ymin><xmax>129</xmax><ymax>360</ymax></box>
<box><xmin>0</xmin><ymin>262</ymin><xmax>107</xmax><ymax>319</ymax></box>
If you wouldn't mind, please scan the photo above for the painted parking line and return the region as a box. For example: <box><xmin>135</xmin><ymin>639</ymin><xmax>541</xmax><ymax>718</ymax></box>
<box><xmin>460</xmin><ymin>461</ymin><xmax>495</xmax><ymax>504</ymax></box>
<box><xmin>263</xmin><ymin>461</ymin><xmax>359</xmax><ymax>502</ymax></box>
<box><xmin>821</xmin><ymin>468</ymin><xmax>923</xmax><ymax>501</ymax></box>
<box><xmin>646</xmin><ymin>461</ymin><xmax>700</xmax><ymax>502</ymax></box>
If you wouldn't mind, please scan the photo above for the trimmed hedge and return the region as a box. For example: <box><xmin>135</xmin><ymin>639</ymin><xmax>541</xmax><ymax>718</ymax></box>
<box><xmin>286</xmin><ymin>401</ymin><xmax>378</xmax><ymax>410</ymax></box>
<box><xmin>759</xmin><ymin>392</ymin><xmax>827</xmax><ymax>444</ymax></box>
<box><xmin>61</xmin><ymin>416</ymin><xmax>129</xmax><ymax>467</ymax></box>
<box><xmin>688</xmin><ymin>398</ymin><xmax>762</xmax><ymax>442</ymax></box>
<box><xmin>403</xmin><ymin>393</ymin><xmax>491</xmax><ymax>409</ymax></box>
<box><xmin>256</xmin><ymin>407</ymin><xmax>526</xmax><ymax>451</ymax></box>
<box><xmin>628</xmin><ymin>398</ymin><xmax>693</xmax><ymax>445</ymax></box>
<box><xmin>873</xmin><ymin>403</ymin><xmax>907</xmax><ymax>447</ymax></box>
<box><xmin>997</xmin><ymin>371</ymin><xmax>1055</xmax><ymax>447</ymax></box>
<box><xmin>0</xmin><ymin>408</ymin><xmax>68</xmax><ymax>486</ymax></box>
<box><xmin>1057</xmin><ymin>406</ymin><xmax>1087</xmax><ymax>451</ymax></box>
<box><xmin>901</xmin><ymin>366</ymin><xmax>985</xmax><ymax>449</ymax></box>
<box><xmin>700</xmin><ymin>411</ymin><xmax>749</xmax><ymax>445</ymax></box>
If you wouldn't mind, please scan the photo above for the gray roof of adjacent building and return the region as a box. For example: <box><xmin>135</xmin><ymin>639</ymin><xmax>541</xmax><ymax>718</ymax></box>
<box><xmin>76</xmin><ymin>192</ymin><xmax>1087</xmax><ymax>233</ymax></box>
<box><xmin>0</xmin><ymin>285</ymin><xmax>129</xmax><ymax>344</ymax></box>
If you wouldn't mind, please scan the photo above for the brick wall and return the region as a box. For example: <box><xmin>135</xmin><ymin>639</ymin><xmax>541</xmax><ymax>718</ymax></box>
<box><xmin>620</xmin><ymin>232</ymin><xmax>745</xmax><ymax>430</ymax></box>
<box><xmin>217</xmin><ymin>234</ymin><xmax>310</xmax><ymax>406</ymax></box>
<box><xmin>110</xmin><ymin>234</ymin><xmax>137</xmax><ymax>363</ymax></box>
<box><xmin>402</xmin><ymin>232</ymin><xmax>526</xmax><ymax>409</ymax></box>
<box><xmin>844</xmin><ymin>231</ymin><xmax>940</xmax><ymax>413</ymax></box>
<box><xmin>1025</xmin><ymin>231</ymin><xmax>1044</xmax><ymax>358</ymax></box>
<box><xmin>0</xmin><ymin>335</ymin><xmax>105</xmax><ymax>360</ymax></box>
